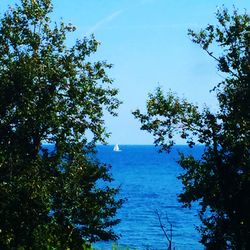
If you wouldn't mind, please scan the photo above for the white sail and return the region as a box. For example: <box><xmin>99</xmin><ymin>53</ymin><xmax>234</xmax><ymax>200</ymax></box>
<box><xmin>113</xmin><ymin>144</ymin><xmax>120</xmax><ymax>151</ymax></box>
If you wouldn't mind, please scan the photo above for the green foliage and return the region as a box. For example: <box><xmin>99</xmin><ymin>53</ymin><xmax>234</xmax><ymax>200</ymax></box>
<box><xmin>0</xmin><ymin>0</ymin><xmax>123</xmax><ymax>249</ymax></box>
<box><xmin>87</xmin><ymin>244</ymin><xmax>133</xmax><ymax>250</ymax></box>
<box><xmin>133</xmin><ymin>7</ymin><xmax>250</xmax><ymax>249</ymax></box>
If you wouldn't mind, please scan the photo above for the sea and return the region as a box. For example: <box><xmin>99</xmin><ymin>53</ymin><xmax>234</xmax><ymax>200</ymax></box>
<box><xmin>94</xmin><ymin>145</ymin><xmax>204</xmax><ymax>250</ymax></box>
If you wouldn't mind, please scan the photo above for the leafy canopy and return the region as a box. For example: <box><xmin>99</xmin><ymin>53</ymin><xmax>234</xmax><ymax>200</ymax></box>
<box><xmin>0</xmin><ymin>0</ymin><xmax>123</xmax><ymax>249</ymax></box>
<box><xmin>133</xmin><ymin>7</ymin><xmax>250</xmax><ymax>249</ymax></box>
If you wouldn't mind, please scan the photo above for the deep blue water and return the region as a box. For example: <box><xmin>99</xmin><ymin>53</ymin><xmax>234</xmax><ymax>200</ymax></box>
<box><xmin>94</xmin><ymin>145</ymin><xmax>204</xmax><ymax>250</ymax></box>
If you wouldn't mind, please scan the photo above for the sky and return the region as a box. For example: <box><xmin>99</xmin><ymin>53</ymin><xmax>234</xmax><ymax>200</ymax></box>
<box><xmin>1</xmin><ymin>0</ymin><xmax>249</xmax><ymax>145</ymax></box>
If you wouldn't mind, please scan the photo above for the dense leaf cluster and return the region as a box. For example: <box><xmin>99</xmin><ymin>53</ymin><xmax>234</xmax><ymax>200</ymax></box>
<box><xmin>0</xmin><ymin>0</ymin><xmax>122</xmax><ymax>249</ymax></box>
<box><xmin>134</xmin><ymin>8</ymin><xmax>250</xmax><ymax>249</ymax></box>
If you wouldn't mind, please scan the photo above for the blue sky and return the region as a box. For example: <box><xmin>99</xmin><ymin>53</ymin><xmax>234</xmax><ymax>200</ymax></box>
<box><xmin>1</xmin><ymin>0</ymin><xmax>249</xmax><ymax>144</ymax></box>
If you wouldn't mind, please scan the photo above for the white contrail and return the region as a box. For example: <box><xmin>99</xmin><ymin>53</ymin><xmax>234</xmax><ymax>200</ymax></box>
<box><xmin>86</xmin><ymin>9</ymin><xmax>123</xmax><ymax>35</ymax></box>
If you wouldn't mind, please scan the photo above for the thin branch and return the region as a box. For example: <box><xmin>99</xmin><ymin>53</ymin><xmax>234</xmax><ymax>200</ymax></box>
<box><xmin>203</xmin><ymin>48</ymin><xmax>240</xmax><ymax>79</ymax></box>
<box><xmin>155</xmin><ymin>209</ymin><xmax>170</xmax><ymax>243</ymax></box>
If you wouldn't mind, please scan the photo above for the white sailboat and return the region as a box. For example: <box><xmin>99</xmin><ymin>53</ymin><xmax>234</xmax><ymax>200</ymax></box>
<box><xmin>113</xmin><ymin>144</ymin><xmax>120</xmax><ymax>152</ymax></box>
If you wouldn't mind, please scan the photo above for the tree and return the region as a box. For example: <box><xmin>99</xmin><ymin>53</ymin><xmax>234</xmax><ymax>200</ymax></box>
<box><xmin>133</xmin><ymin>7</ymin><xmax>250</xmax><ymax>249</ymax></box>
<box><xmin>0</xmin><ymin>0</ymin><xmax>123</xmax><ymax>249</ymax></box>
